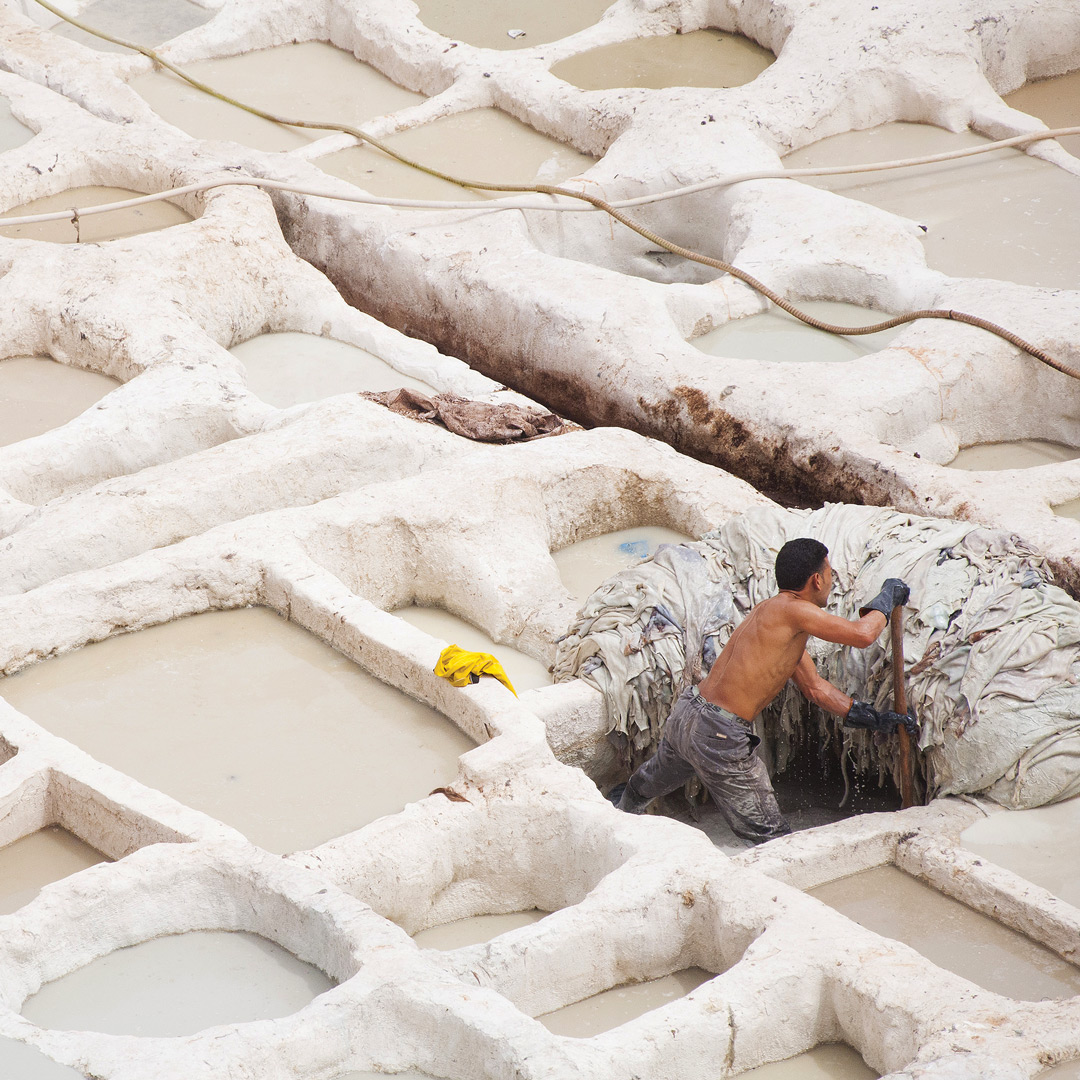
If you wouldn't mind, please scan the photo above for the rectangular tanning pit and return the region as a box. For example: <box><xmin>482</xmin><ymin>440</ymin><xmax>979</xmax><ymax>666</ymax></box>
<box><xmin>552</xmin><ymin>525</ymin><xmax>693</xmax><ymax>602</ymax></box>
<box><xmin>810</xmin><ymin>866</ymin><xmax>1080</xmax><ymax>1000</ymax></box>
<box><xmin>411</xmin><ymin>910</ymin><xmax>546</xmax><ymax>950</ymax></box>
<box><xmin>0</xmin><ymin>826</ymin><xmax>107</xmax><ymax>916</ymax></box>
<box><xmin>131</xmin><ymin>42</ymin><xmax>425</xmax><ymax>155</ymax></box>
<box><xmin>740</xmin><ymin>1044</ymin><xmax>878</xmax><ymax>1079</ymax></box>
<box><xmin>0</xmin><ymin>357</ymin><xmax>119</xmax><ymax>447</ymax></box>
<box><xmin>50</xmin><ymin>0</ymin><xmax>211</xmax><ymax>52</ymax></box>
<box><xmin>395</xmin><ymin>606</ymin><xmax>552</xmax><ymax>692</ymax></box>
<box><xmin>0</xmin><ymin>608</ymin><xmax>476</xmax><ymax>854</ymax></box>
<box><xmin>537</xmin><ymin>968</ymin><xmax>712</xmax><ymax>1037</ymax></box>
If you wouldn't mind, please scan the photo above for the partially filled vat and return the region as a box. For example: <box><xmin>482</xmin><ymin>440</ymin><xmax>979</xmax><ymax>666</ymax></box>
<box><xmin>0</xmin><ymin>186</ymin><xmax>191</xmax><ymax>243</ymax></box>
<box><xmin>395</xmin><ymin>606</ymin><xmax>552</xmax><ymax>692</ymax></box>
<box><xmin>784</xmin><ymin>122</ymin><xmax>1080</xmax><ymax>290</ymax></box>
<box><xmin>413</xmin><ymin>0</ymin><xmax>614</xmax><ymax>50</ymax></box>
<box><xmin>51</xmin><ymin>0</ymin><xmax>210</xmax><ymax>51</ymax></box>
<box><xmin>0</xmin><ymin>357</ymin><xmax>119</xmax><ymax>447</ymax></box>
<box><xmin>538</xmin><ymin>968</ymin><xmax>712</xmax><ymax>1036</ymax></box>
<box><xmin>412</xmin><ymin>910</ymin><xmax>546</xmax><ymax>949</ymax></box>
<box><xmin>740</xmin><ymin>1044</ymin><xmax>877</xmax><ymax>1079</ymax></box>
<box><xmin>0</xmin><ymin>97</ymin><xmax>33</xmax><ymax>154</ymax></box>
<box><xmin>947</xmin><ymin>440</ymin><xmax>1080</xmax><ymax>471</ymax></box>
<box><xmin>22</xmin><ymin>930</ymin><xmax>332</xmax><ymax>1036</ymax></box>
<box><xmin>131</xmin><ymin>42</ymin><xmax>424</xmax><ymax>154</ymax></box>
<box><xmin>0</xmin><ymin>1037</ymin><xmax>85</xmax><ymax>1079</ymax></box>
<box><xmin>1004</xmin><ymin>71</ymin><xmax>1080</xmax><ymax>158</ymax></box>
<box><xmin>553</xmin><ymin>526</ymin><xmax>693</xmax><ymax>601</ymax></box>
<box><xmin>230</xmin><ymin>332</ymin><xmax>435</xmax><ymax>408</ymax></box>
<box><xmin>0</xmin><ymin>608</ymin><xmax>475</xmax><ymax>854</ymax></box>
<box><xmin>0</xmin><ymin>826</ymin><xmax>106</xmax><ymax>916</ymax></box>
<box><xmin>692</xmin><ymin>301</ymin><xmax>902</xmax><ymax>363</ymax></box>
<box><xmin>319</xmin><ymin>108</ymin><xmax>595</xmax><ymax>203</ymax></box>
<box><xmin>551</xmin><ymin>29</ymin><xmax>773</xmax><ymax>91</ymax></box>
<box><xmin>810</xmin><ymin>865</ymin><xmax>1080</xmax><ymax>999</ymax></box>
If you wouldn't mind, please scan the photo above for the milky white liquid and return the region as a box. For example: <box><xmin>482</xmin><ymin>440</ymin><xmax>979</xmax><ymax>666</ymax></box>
<box><xmin>552</xmin><ymin>526</ymin><xmax>693</xmax><ymax>602</ymax></box>
<box><xmin>395</xmin><ymin>606</ymin><xmax>552</xmax><ymax>693</ymax></box>
<box><xmin>0</xmin><ymin>357</ymin><xmax>119</xmax><ymax>447</ymax></box>
<box><xmin>0</xmin><ymin>826</ymin><xmax>106</xmax><ymax>916</ymax></box>
<box><xmin>414</xmin><ymin>0</ymin><xmax>615</xmax><ymax>50</ymax></box>
<box><xmin>0</xmin><ymin>97</ymin><xmax>33</xmax><ymax>153</ymax></box>
<box><xmin>319</xmin><ymin>108</ymin><xmax>595</xmax><ymax>203</ymax></box>
<box><xmin>22</xmin><ymin>930</ymin><xmax>332</xmax><ymax>1036</ymax></box>
<box><xmin>1053</xmin><ymin>497</ymin><xmax>1080</xmax><ymax>522</ymax></box>
<box><xmin>960</xmin><ymin>795</ymin><xmax>1080</xmax><ymax>909</ymax></box>
<box><xmin>1004</xmin><ymin>71</ymin><xmax>1080</xmax><ymax>159</ymax></box>
<box><xmin>810</xmin><ymin>865</ymin><xmax>1080</xmax><ymax>1000</ymax></box>
<box><xmin>412</xmin><ymin>910</ymin><xmax>545</xmax><ymax>949</ymax></box>
<box><xmin>230</xmin><ymin>332</ymin><xmax>435</xmax><ymax>408</ymax></box>
<box><xmin>0</xmin><ymin>1037</ymin><xmax>86</xmax><ymax>1079</ymax></box>
<box><xmin>51</xmin><ymin>0</ymin><xmax>209</xmax><ymax>52</ymax></box>
<box><xmin>784</xmin><ymin>122</ymin><xmax>1080</xmax><ymax>290</ymax></box>
<box><xmin>947</xmin><ymin>440</ymin><xmax>1080</xmax><ymax>471</ymax></box>
<box><xmin>538</xmin><ymin>968</ymin><xmax>712</xmax><ymax>1037</ymax></box>
<box><xmin>739</xmin><ymin>1044</ymin><xmax>877</xmax><ymax>1079</ymax></box>
<box><xmin>132</xmin><ymin>42</ymin><xmax>424</xmax><ymax>154</ymax></box>
<box><xmin>550</xmin><ymin>29</ymin><xmax>773</xmax><ymax>91</ymax></box>
<box><xmin>692</xmin><ymin>301</ymin><xmax>902</xmax><ymax>363</ymax></box>
<box><xmin>0</xmin><ymin>186</ymin><xmax>191</xmax><ymax>244</ymax></box>
<box><xmin>0</xmin><ymin>609</ymin><xmax>475</xmax><ymax>855</ymax></box>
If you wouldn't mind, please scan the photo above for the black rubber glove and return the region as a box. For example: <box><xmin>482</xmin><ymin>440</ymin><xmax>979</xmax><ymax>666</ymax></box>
<box><xmin>845</xmin><ymin>702</ymin><xmax>918</xmax><ymax>736</ymax></box>
<box><xmin>859</xmin><ymin>578</ymin><xmax>910</xmax><ymax>622</ymax></box>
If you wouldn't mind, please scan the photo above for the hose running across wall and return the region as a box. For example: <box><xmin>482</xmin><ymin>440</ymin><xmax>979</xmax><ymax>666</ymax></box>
<box><xmin>24</xmin><ymin>0</ymin><xmax>1080</xmax><ymax>379</ymax></box>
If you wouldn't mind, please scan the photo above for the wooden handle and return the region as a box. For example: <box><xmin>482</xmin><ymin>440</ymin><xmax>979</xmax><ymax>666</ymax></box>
<box><xmin>891</xmin><ymin>605</ymin><xmax>916</xmax><ymax>809</ymax></box>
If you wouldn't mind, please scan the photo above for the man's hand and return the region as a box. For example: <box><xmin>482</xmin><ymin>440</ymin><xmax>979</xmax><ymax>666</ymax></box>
<box><xmin>845</xmin><ymin>700</ymin><xmax>918</xmax><ymax>736</ymax></box>
<box><xmin>859</xmin><ymin>578</ymin><xmax>910</xmax><ymax>622</ymax></box>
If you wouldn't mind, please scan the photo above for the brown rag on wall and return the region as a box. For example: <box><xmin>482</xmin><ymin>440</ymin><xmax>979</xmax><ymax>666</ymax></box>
<box><xmin>360</xmin><ymin>388</ymin><xmax>577</xmax><ymax>443</ymax></box>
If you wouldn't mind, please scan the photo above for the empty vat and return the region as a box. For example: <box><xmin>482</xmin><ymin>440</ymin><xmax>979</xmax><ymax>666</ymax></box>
<box><xmin>0</xmin><ymin>826</ymin><xmax>106</xmax><ymax>916</ymax></box>
<box><xmin>961</xmin><ymin>795</ymin><xmax>1080</xmax><ymax>909</ymax></box>
<box><xmin>553</xmin><ymin>525</ymin><xmax>693</xmax><ymax>601</ymax></box>
<box><xmin>1004</xmin><ymin>71</ymin><xmax>1080</xmax><ymax>159</ymax></box>
<box><xmin>412</xmin><ymin>910</ymin><xmax>545</xmax><ymax>949</ymax></box>
<box><xmin>395</xmin><ymin>606</ymin><xmax>552</xmax><ymax>692</ymax></box>
<box><xmin>131</xmin><ymin>42</ymin><xmax>424</xmax><ymax>154</ymax></box>
<box><xmin>538</xmin><ymin>968</ymin><xmax>712</xmax><ymax>1036</ymax></box>
<box><xmin>22</xmin><ymin>930</ymin><xmax>332</xmax><ymax>1036</ymax></box>
<box><xmin>810</xmin><ymin>865</ymin><xmax>1080</xmax><ymax>1000</ymax></box>
<box><xmin>947</xmin><ymin>439</ymin><xmax>1080</xmax><ymax>471</ymax></box>
<box><xmin>550</xmin><ymin>30</ymin><xmax>773</xmax><ymax>91</ymax></box>
<box><xmin>51</xmin><ymin>0</ymin><xmax>210</xmax><ymax>52</ymax></box>
<box><xmin>0</xmin><ymin>186</ymin><xmax>191</xmax><ymax>243</ymax></box>
<box><xmin>0</xmin><ymin>356</ymin><xmax>119</xmax><ymax>447</ymax></box>
<box><xmin>0</xmin><ymin>97</ymin><xmax>33</xmax><ymax>154</ymax></box>
<box><xmin>229</xmin><ymin>331</ymin><xmax>435</xmax><ymax>408</ymax></box>
<box><xmin>0</xmin><ymin>608</ymin><xmax>475</xmax><ymax>854</ymax></box>
<box><xmin>0</xmin><ymin>1037</ymin><xmax>85</xmax><ymax>1079</ymax></box>
<box><xmin>784</xmin><ymin>122</ymin><xmax>1080</xmax><ymax>290</ymax></box>
<box><xmin>414</xmin><ymin>0</ymin><xmax>613</xmax><ymax>50</ymax></box>
<box><xmin>692</xmin><ymin>300</ymin><xmax>902</xmax><ymax>363</ymax></box>
<box><xmin>319</xmin><ymin>108</ymin><xmax>595</xmax><ymax>203</ymax></box>
<box><xmin>740</xmin><ymin>1044</ymin><xmax>877</xmax><ymax>1079</ymax></box>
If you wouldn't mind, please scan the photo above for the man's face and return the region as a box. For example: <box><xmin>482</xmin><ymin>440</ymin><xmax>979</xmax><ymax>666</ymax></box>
<box><xmin>812</xmin><ymin>558</ymin><xmax>834</xmax><ymax>607</ymax></box>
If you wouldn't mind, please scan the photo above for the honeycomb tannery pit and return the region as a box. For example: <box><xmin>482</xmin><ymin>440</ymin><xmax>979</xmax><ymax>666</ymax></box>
<box><xmin>0</xmin><ymin>0</ymin><xmax>1078</xmax><ymax>1077</ymax></box>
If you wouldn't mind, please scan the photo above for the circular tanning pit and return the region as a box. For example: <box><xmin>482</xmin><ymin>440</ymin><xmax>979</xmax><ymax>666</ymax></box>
<box><xmin>412</xmin><ymin>910</ymin><xmax>546</xmax><ymax>949</ymax></box>
<box><xmin>784</xmin><ymin>122</ymin><xmax>1080</xmax><ymax>291</ymax></box>
<box><xmin>50</xmin><ymin>0</ymin><xmax>211</xmax><ymax>53</ymax></box>
<box><xmin>538</xmin><ymin>968</ymin><xmax>712</xmax><ymax>1036</ymax></box>
<box><xmin>739</xmin><ymin>1044</ymin><xmax>877</xmax><ymax>1079</ymax></box>
<box><xmin>692</xmin><ymin>301</ymin><xmax>902</xmax><ymax>363</ymax></box>
<box><xmin>553</xmin><ymin>526</ymin><xmax>694</xmax><ymax>602</ymax></box>
<box><xmin>319</xmin><ymin>109</ymin><xmax>595</xmax><ymax>203</ymax></box>
<box><xmin>131</xmin><ymin>42</ymin><xmax>424</xmax><ymax>155</ymax></box>
<box><xmin>0</xmin><ymin>186</ymin><xmax>191</xmax><ymax>244</ymax></box>
<box><xmin>1004</xmin><ymin>70</ymin><xmax>1080</xmax><ymax>160</ymax></box>
<box><xmin>0</xmin><ymin>357</ymin><xmax>119</xmax><ymax>446</ymax></box>
<box><xmin>550</xmin><ymin>30</ymin><xmax>773</xmax><ymax>92</ymax></box>
<box><xmin>947</xmin><ymin>440</ymin><xmax>1080</xmax><ymax>471</ymax></box>
<box><xmin>414</xmin><ymin>0</ymin><xmax>614</xmax><ymax>51</ymax></box>
<box><xmin>395</xmin><ymin>607</ymin><xmax>552</xmax><ymax>692</ymax></box>
<box><xmin>230</xmin><ymin>332</ymin><xmax>435</xmax><ymax>408</ymax></box>
<box><xmin>21</xmin><ymin>930</ymin><xmax>332</xmax><ymax>1037</ymax></box>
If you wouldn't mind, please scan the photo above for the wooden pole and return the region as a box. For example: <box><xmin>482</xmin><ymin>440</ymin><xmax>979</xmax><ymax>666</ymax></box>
<box><xmin>891</xmin><ymin>604</ymin><xmax>916</xmax><ymax>809</ymax></box>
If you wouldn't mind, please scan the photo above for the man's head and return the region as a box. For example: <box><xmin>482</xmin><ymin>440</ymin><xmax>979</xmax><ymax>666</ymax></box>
<box><xmin>775</xmin><ymin>538</ymin><xmax>831</xmax><ymax>604</ymax></box>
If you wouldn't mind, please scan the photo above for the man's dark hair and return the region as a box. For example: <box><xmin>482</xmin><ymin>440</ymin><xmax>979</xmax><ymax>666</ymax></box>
<box><xmin>775</xmin><ymin>538</ymin><xmax>829</xmax><ymax>591</ymax></box>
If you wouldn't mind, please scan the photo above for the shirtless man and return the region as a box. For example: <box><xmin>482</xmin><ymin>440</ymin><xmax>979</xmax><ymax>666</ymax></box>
<box><xmin>612</xmin><ymin>537</ymin><xmax>914</xmax><ymax>843</ymax></box>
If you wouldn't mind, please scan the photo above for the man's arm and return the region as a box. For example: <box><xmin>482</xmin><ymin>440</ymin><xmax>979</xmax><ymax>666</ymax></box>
<box><xmin>795</xmin><ymin>604</ymin><xmax>887</xmax><ymax>649</ymax></box>
<box><xmin>791</xmin><ymin>650</ymin><xmax>853</xmax><ymax>717</ymax></box>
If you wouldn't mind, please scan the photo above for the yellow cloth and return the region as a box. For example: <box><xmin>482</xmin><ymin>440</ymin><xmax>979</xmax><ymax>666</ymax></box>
<box><xmin>434</xmin><ymin>644</ymin><xmax>517</xmax><ymax>697</ymax></box>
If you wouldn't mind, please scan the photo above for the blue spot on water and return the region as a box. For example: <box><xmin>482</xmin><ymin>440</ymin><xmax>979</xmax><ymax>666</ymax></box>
<box><xmin>619</xmin><ymin>540</ymin><xmax>650</xmax><ymax>559</ymax></box>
